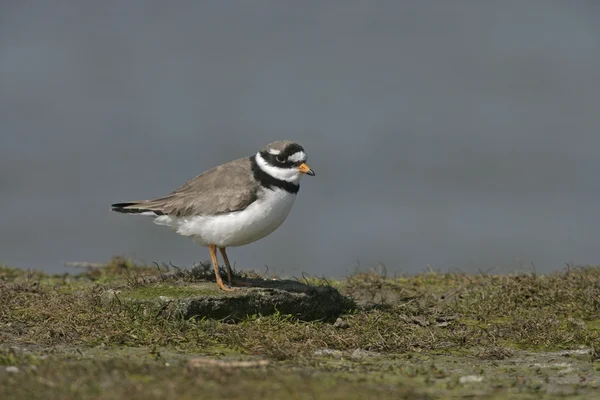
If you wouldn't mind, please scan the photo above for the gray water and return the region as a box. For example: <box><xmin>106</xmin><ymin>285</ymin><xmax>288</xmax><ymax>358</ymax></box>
<box><xmin>2</xmin><ymin>1</ymin><xmax>600</xmax><ymax>277</ymax></box>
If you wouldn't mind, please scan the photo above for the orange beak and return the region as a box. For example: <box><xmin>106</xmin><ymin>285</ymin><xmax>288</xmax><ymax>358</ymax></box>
<box><xmin>297</xmin><ymin>163</ymin><xmax>315</xmax><ymax>176</ymax></box>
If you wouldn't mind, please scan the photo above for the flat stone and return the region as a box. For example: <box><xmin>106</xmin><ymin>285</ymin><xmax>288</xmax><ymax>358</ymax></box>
<box><xmin>459</xmin><ymin>375</ymin><xmax>484</xmax><ymax>384</ymax></box>
<box><xmin>121</xmin><ymin>278</ymin><xmax>354</xmax><ymax>322</ymax></box>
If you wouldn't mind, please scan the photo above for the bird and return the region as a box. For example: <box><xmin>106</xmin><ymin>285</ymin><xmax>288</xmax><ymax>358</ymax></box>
<box><xmin>111</xmin><ymin>140</ymin><xmax>314</xmax><ymax>291</ymax></box>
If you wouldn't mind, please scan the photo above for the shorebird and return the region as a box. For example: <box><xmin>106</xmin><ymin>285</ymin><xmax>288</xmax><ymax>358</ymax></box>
<box><xmin>111</xmin><ymin>140</ymin><xmax>314</xmax><ymax>291</ymax></box>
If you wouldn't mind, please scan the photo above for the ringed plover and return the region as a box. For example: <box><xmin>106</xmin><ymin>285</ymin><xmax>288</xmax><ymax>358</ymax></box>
<box><xmin>111</xmin><ymin>140</ymin><xmax>314</xmax><ymax>291</ymax></box>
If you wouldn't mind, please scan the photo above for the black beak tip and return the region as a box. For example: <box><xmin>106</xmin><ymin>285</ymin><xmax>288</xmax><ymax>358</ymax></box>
<box><xmin>307</xmin><ymin>169</ymin><xmax>315</xmax><ymax>176</ymax></box>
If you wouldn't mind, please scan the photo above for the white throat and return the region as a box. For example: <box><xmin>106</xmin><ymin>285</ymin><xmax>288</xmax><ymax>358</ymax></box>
<box><xmin>255</xmin><ymin>152</ymin><xmax>303</xmax><ymax>184</ymax></box>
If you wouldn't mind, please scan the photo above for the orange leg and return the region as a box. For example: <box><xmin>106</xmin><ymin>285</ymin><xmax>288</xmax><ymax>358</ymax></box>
<box><xmin>219</xmin><ymin>247</ymin><xmax>254</xmax><ymax>287</ymax></box>
<box><xmin>209</xmin><ymin>244</ymin><xmax>233</xmax><ymax>292</ymax></box>
<box><xmin>219</xmin><ymin>247</ymin><xmax>233</xmax><ymax>284</ymax></box>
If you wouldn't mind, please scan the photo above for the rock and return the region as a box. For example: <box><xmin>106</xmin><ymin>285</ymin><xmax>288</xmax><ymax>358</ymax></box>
<box><xmin>123</xmin><ymin>279</ymin><xmax>354</xmax><ymax>322</ymax></box>
<box><xmin>100</xmin><ymin>289</ymin><xmax>121</xmax><ymax>306</ymax></box>
<box><xmin>350</xmin><ymin>349</ymin><xmax>378</xmax><ymax>360</ymax></box>
<box><xmin>314</xmin><ymin>349</ymin><xmax>344</xmax><ymax>358</ymax></box>
<box><xmin>5</xmin><ymin>366</ymin><xmax>19</xmax><ymax>373</ymax></box>
<box><xmin>333</xmin><ymin>317</ymin><xmax>350</xmax><ymax>329</ymax></box>
<box><xmin>187</xmin><ymin>358</ymin><xmax>269</xmax><ymax>369</ymax></box>
<box><xmin>459</xmin><ymin>375</ymin><xmax>483</xmax><ymax>383</ymax></box>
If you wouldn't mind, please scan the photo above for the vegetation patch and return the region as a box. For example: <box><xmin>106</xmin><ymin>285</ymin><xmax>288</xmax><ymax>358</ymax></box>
<box><xmin>1</xmin><ymin>259</ymin><xmax>600</xmax><ymax>398</ymax></box>
<box><xmin>123</xmin><ymin>283</ymin><xmax>223</xmax><ymax>300</ymax></box>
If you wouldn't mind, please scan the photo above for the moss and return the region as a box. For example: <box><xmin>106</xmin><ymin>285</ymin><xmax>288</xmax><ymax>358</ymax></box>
<box><xmin>586</xmin><ymin>319</ymin><xmax>600</xmax><ymax>331</ymax></box>
<box><xmin>2</xmin><ymin>261</ymin><xmax>600</xmax><ymax>398</ymax></box>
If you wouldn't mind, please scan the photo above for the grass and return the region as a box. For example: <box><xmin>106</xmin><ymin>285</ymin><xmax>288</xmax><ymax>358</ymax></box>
<box><xmin>1</xmin><ymin>258</ymin><xmax>600</xmax><ymax>399</ymax></box>
<box><xmin>123</xmin><ymin>284</ymin><xmax>223</xmax><ymax>300</ymax></box>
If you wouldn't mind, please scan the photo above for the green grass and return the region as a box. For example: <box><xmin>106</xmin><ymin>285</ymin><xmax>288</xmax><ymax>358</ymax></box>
<box><xmin>2</xmin><ymin>258</ymin><xmax>600</xmax><ymax>399</ymax></box>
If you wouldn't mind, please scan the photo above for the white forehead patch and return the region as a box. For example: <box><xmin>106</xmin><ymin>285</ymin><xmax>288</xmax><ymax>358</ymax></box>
<box><xmin>288</xmin><ymin>151</ymin><xmax>306</xmax><ymax>163</ymax></box>
<box><xmin>267</xmin><ymin>148</ymin><xmax>281</xmax><ymax>155</ymax></box>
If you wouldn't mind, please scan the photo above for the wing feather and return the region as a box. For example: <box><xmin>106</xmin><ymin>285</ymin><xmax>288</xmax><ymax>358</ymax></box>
<box><xmin>112</xmin><ymin>157</ymin><xmax>259</xmax><ymax>217</ymax></box>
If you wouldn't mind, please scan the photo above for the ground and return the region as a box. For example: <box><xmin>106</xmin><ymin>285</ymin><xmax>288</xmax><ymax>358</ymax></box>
<box><xmin>1</xmin><ymin>258</ymin><xmax>600</xmax><ymax>399</ymax></box>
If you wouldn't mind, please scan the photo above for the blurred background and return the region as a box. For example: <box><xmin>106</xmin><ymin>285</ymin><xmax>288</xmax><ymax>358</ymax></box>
<box><xmin>2</xmin><ymin>1</ymin><xmax>600</xmax><ymax>277</ymax></box>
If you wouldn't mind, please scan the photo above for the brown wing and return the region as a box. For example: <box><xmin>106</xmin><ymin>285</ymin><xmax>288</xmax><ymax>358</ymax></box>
<box><xmin>113</xmin><ymin>157</ymin><xmax>258</xmax><ymax>217</ymax></box>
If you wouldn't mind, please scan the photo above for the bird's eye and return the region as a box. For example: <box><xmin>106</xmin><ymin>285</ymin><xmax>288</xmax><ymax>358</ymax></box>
<box><xmin>276</xmin><ymin>155</ymin><xmax>285</xmax><ymax>163</ymax></box>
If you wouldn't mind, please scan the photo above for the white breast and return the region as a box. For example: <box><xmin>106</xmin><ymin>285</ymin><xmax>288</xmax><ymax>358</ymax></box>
<box><xmin>153</xmin><ymin>188</ymin><xmax>297</xmax><ymax>247</ymax></box>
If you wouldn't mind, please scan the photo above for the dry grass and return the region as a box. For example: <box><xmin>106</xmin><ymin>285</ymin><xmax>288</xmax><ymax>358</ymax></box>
<box><xmin>2</xmin><ymin>259</ymin><xmax>600</xmax><ymax>399</ymax></box>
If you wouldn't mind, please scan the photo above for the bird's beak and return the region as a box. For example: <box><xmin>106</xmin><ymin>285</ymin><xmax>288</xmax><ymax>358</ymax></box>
<box><xmin>297</xmin><ymin>163</ymin><xmax>315</xmax><ymax>176</ymax></box>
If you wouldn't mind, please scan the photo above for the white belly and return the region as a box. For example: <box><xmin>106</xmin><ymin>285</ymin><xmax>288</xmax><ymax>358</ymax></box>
<box><xmin>153</xmin><ymin>188</ymin><xmax>297</xmax><ymax>247</ymax></box>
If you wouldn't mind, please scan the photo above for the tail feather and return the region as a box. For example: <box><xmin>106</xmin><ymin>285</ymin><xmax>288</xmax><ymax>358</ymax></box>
<box><xmin>111</xmin><ymin>201</ymin><xmax>165</xmax><ymax>216</ymax></box>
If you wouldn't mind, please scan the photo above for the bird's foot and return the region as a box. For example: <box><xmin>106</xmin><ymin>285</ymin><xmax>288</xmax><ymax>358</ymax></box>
<box><xmin>216</xmin><ymin>278</ymin><xmax>235</xmax><ymax>292</ymax></box>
